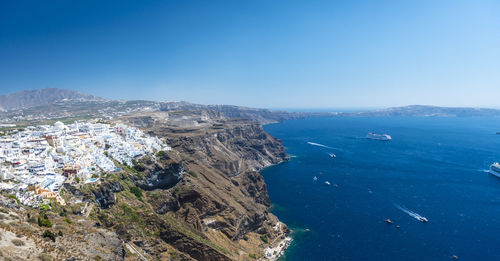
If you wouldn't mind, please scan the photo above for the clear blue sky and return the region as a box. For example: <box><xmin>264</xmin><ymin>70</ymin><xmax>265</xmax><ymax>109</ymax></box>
<box><xmin>1</xmin><ymin>0</ymin><xmax>499</xmax><ymax>108</ymax></box>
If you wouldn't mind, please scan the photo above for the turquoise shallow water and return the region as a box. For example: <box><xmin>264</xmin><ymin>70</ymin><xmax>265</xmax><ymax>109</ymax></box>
<box><xmin>262</xmin><ymin>117</ymin><xmax>500</xmax><ymax>261</ymax></box>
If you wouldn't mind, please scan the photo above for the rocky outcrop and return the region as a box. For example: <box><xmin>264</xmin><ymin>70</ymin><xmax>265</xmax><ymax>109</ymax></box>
<box><xmin>93</xmin><ymin>181</ymin><xmax>124</xmax><ymax>209</ymax></box>
<box><xmin>114</xmin><ymin>111</ymin><xmax>290</xmax><ymax>259</ymax></box>
<box><xmin>0</xmin><ymin>195</ymin><xmax>21</xmax><ymax>210</ymax></box>
<box><xmin>133</xmin><ymin>162</ymin><xmax>184</xmax><ymax>190</ymax></box>
<box><xmin>153</xmin><ymin>194</ymin><xmax>181</xmax><ymax>214</ymax></box>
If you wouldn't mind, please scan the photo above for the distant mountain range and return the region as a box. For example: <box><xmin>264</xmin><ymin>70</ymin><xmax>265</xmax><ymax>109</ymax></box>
<box><xmin>0</xmin><ymin>88</ymin><xmax>103</xmax><ymax>111</ymax></box>
<box><xmin>342</xmin><ymin>105</ymin><xmax>500</xmax><ymax>117</ymax></box>
<box><xmin>1</xmin><ymin>88</ymin><xmax>499</xmax><ymax>123</ymax></box>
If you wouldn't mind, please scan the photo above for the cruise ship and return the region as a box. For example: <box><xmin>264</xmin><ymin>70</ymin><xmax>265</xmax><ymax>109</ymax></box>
<box><xmin>490</xmin><ymin>162</ymin><xmax>500</xmax><ymax>178</ymax></box>
<box><xmin>367</xmin><ymin>132</ymin><xmax>392</xmax><ymax>141</ymax></box>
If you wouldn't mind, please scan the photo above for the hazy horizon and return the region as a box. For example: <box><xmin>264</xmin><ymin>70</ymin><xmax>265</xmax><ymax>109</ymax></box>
<box><xmin>2</xmin><ymin>87</ymin><xmax>500</xmax><ymax>111</ymax></box>
<box><xmin>1</xmin><ymin>0</ymin><xmax>499</xmax><ymax>108</ymax></box>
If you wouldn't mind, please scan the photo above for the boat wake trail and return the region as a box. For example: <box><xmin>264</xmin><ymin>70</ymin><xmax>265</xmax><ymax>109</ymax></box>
<box><xmin>394</xmin><ymin>204</ymin><xmax>428</xmax><ymax>222</ymax></box>
<box><xmin>307</xmin><ymin>142</ymin><xmax>335</xmax><ymax>150</ymax></box>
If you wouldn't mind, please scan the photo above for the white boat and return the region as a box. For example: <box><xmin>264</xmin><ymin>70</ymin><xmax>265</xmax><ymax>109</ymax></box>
<box><xmin>490</xmin><ymin>162</ymin><xmax>500</xmax><ymax>178</ymax></box>
<box><xmin>313</xmin><ymin>176</ymin><xmax>318</xmax><ymax>181</ymax></box>
<box><xmin>367</xmin><ymin>132</ymin><xmax>392</xmax><ymax>141</ymax></box>
<box><xmin>417</xmin><ymin>216</ymin><xmax>428</xmax><ymax>223</ymax></box>
<box><xmin>329</xmin><ymin>153</ymin><xmax>336</xmax><ymax>158</ymax></box>
<box><xmin>325</xmin><ymin>181</ymin><xmax>331</xmax><ymax>186</ymax></box>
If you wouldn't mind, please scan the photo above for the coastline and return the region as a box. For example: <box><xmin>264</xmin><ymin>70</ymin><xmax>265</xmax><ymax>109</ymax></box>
<box><xmin>265</xmin><ymin>232</ymin><xmax>293</xmax><ymax>260</ymax></box>
<box><xmin>260</xmin><ymin>132</ymin><xmax>293</xmax><ymax>260</ymax></box>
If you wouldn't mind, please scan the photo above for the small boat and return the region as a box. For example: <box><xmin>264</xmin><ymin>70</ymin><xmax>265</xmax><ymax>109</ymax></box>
<box><xmin>396</xmin><ymin>225</ymin><xmax>400</xmax><ymax>228</ymax></box>
<box><xmin>385</xmin><ymin>219</ymin><xmax>393</xmax><ymax>224</ymax></box>
<box><xmin>452</xmin><ymin>255</ymin><xmax>458</xmax><ymax>259</ymax></box>
<box><xmin>313</xmin><ymin>176</ymin><xmax>318</xmax><ymax>181</ymax></box>
<box><xmin>325</xmin><ymin>181</ymin><xmax>331</xmax><ymax>186</ymax></box>
<box><xmin>329</xmin><ymin>153</ymin><xmax>336</xmax><ymax>158</ymax></box>
<box><xmin>367</xmin><ymin>132</ymin><xmax>392</xmax><ymax>141</ymax></box>
<box><xmin>417</xmin><ymin>216</ymin><xmax>428</xmax><ymax>223</ymax></box>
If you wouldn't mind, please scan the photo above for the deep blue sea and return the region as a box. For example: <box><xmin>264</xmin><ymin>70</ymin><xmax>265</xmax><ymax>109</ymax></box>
<box><xmin>262</xmin><ymin>117</ymin><xmax>500</xmax><ymax>261</ymax></box>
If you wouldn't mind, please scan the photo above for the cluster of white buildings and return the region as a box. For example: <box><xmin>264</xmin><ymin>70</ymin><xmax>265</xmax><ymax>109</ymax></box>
<box><xmin>0</xmin><ymin>121</ymin><xmax>170</xmax><ymax>207</ymax></box>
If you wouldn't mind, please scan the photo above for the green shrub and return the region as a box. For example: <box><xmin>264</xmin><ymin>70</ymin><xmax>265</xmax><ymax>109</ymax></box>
<box><xmin>133</xmin><ymin>164</ymin><xmax>146</xmax><ymax>172</ymax></box>
<box><xmin>38</xmin><ymin>216</ymin><xmax>52</xmax><ymax>228</ymax></box>
<box><xmin>243</xmin><ymin>235</ymin><xmax>249</xmax><ymax>241</ymax></box>
<box><xmin>63</xmin><ymin>218</ymin><xmax>72</xmax><ymax>224</ymax></box>
<box><xmin>260</xmin><ymin>235</ymin><xmax>269</xmax><ymax>244</ymax></box>
<box><xmin>42</xmin><ymin>230</ymin><xmax>56</xmax><ymax>242</ymax></box>
<box><xmin>75</xmin><ymin>177</ymin><xmax>80</xmax><ymax>183</ymax></box>
<box><xmin>8</xmin><ymin>195</ymin><xmax>20</xmax><ymax>205</ymax></box>
<box><xmin>156</xmin><ymin>151</ymin><xmax>166</xmax><ymax>158</ymax></box>
<box><xmin>249</xmin><ymin>253</ymin><xmax>256</xmax><ymax>259</ymax></box>
<box><xmin>129</xmin><ymin>186</ymin><xmax>143</xmax><ymax>199</ymax></box>
<box><xmin>120</xmin><ymin>204</ymin><xmax>140</xmax><ymax>222</ymax></box>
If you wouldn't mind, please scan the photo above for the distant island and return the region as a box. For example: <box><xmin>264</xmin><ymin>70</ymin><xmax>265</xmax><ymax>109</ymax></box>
<box><xmin>338</xmin><ymin>105</ymin><xmax>500</xmax><ymax>117</ymax></box>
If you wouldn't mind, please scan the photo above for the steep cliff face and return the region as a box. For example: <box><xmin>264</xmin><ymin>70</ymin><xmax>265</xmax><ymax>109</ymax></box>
<box><xmin>162</xmin><ymin>120</ymin><xmax>288</xmax><ymax>175</ymax></box>
<box><xmin>113</xmin><ymin>112</ymin><xmax>290</xmax><ymax>259</ymax></box>
<box><xmin>133</xmin><ymin>161</ymin><xmax>184</xmax><ymax>190</ymax></box>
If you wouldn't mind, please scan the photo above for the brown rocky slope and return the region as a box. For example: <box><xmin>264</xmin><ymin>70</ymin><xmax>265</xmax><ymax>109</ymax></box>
<box><xmin>0</xmin><ymin>110</ymin><xmax>289</xmax><ymax>260</ymax></box>
<box><xmin>114</xmin><ymin>111</ymin><xmax>290</xmax><ymax>260</ymax></box>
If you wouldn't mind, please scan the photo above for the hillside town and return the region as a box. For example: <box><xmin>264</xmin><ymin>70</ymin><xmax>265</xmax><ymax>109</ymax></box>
<box><xmin>0</xmin><ymin>121</ymin><xmax>171</xmax><ymax>207</ymax></box>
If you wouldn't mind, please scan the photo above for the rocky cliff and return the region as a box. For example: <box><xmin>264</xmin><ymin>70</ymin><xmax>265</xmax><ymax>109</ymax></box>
<box><xmin>0</xmin><ymin>109</ymin><xmax>290</xmax><ymax>260</ymax></box>
<box><xmin>111</xmin><ymin>111</ymin><xmax>290</xmax><ymax>260</ymax></box>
